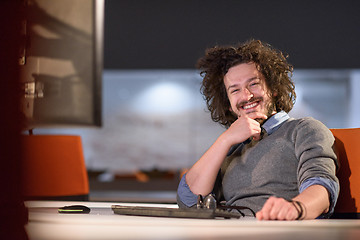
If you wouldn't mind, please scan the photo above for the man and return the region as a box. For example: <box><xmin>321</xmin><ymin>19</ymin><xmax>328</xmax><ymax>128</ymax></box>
<box><xmin>177</xmin><ymin>39</ymin><xmax>339</xmax><ymax>220</ymax></box>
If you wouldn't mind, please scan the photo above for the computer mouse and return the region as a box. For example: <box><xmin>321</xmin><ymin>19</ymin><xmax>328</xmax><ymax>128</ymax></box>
<box><xmin>58</xmin><ymin>205</ymin><xmax>91</xmax><ymax>214</ymax></box>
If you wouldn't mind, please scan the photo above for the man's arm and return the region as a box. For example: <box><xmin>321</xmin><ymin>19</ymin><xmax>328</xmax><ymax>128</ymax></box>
<box><xmin>185</xmin><ymin>113</ymin><xmax>267</xmax><ymax>196</ymax></box>
<box><xmin>256</xmin><ymin>184</ymin><xmax>330</xmax><ymax>220</ymax></box>
<box><xmin>256</xmin><ymin>118</ymin><xmax>339</xmax><ymax>221</ymax></box>
<box><xmin>185</xmin><ymin>133</ymin><xmax>232</xmax><ymax>196</ymax></box>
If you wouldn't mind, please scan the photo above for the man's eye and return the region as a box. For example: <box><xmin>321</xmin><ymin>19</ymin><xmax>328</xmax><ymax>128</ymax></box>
<box><xmin>249</xmin><ymin>82</ymin><xmax>259</xmax><ymax>87</ymax></box>
<box><xmin>231</xmin><ymin>89</ymin><xmax>239</xmax><ymax>94</ymax></box>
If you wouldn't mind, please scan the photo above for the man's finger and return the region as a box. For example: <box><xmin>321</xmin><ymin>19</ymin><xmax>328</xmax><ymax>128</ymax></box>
<box><xmin>247</xmin><ymin>112</ymin><xmax>268</xmax><ymax>121</ymax></box>
<box><xmin>256</xmin><ymin>211</ymin><xmax>263</xmax><ymax>220</ymax></box>
<box><xmin>258</xmin><ymin>196</ymin><xmax>276</xmax><ymax>220</ymax></box>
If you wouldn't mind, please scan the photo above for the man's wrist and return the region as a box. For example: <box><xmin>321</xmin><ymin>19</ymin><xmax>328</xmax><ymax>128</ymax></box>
<box><xmin>288</xmin><ymin>200</ymin><xmax>307</xmax><ymax>220</ymax></box>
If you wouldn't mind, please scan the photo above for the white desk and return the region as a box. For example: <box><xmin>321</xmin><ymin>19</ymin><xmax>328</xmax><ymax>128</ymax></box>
<box><xmin>25</xmin><ymin>201</ymin><xmax>360</xmax><ymax>240</ymax></box>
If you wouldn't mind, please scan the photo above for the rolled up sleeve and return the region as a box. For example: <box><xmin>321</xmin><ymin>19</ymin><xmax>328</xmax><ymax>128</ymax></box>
<box><xmin>299</xmin><ymin>176</ymin><xmax>340</xmax><ymax>218</ymax></box>
<box><xmin>177</xmin><ymin>173</ymin><xmax>198</xmax><ymax>208</ymax></box>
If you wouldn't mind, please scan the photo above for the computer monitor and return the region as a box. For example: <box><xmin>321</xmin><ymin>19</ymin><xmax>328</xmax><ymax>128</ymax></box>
<box><xmin>19</xmin><ymin>0</ymin><xmax>104</xmax><ymax>129</ymax></box>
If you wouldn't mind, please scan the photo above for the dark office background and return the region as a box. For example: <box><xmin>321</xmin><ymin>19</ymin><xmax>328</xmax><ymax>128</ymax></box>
<box><xmin>104</xmin><ymin>0</ymin><xmax>360</xmax><ymax>69</ymax></box>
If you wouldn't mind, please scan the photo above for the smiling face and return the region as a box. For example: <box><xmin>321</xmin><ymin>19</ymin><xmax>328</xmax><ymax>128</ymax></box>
<box><xmin>224</xmin><ymin>62</ymin><xmax>276</xmax><ymax>121</ymax></box>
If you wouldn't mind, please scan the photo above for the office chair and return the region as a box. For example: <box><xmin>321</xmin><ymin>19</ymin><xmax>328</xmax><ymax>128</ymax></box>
<box><xmin>21</xmin><ymin>135</ymin><xmax>89</xmax><ymax>201</ymax></box>
<box><xmin>330</xmin><ymin>128</ymin><xmax>360</xmax><ymax>219</ymax></box>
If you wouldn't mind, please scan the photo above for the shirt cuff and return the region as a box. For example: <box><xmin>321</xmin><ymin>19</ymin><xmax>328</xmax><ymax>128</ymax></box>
<box><xmin>299</xmin><ymin>177</ymin><xmax>339</xmax><ymax>218</ymax></box>
<box><xmin>176</xmin><ymin>173</ymin><xmax>198</xmax><ymax>208</ymax></box>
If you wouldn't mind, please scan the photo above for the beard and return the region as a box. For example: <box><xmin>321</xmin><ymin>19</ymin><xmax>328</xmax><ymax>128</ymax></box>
<box><xmin>256</xmin><ymin>99</ymin><xmax>276</xmax><ymax>125</ymax></box>
<box><xmin>235</xmin><ymin>96</ymin><xmax>276</xmax><ymax>125</ymax></box>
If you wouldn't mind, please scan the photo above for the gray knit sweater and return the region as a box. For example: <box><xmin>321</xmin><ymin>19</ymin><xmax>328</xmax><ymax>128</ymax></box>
<box><xmin>177</xmin><ymin>116</ymin><xmax>339</xmax><ymax>216</ymax></box>
<box><xmin>214</xmin><ymin>117</ymin><xmax>339</xmax><ymax>213</ymax></box>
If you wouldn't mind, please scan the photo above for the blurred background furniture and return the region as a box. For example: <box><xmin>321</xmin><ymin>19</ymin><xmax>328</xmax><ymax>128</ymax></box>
<box><xmin>330</xmin><ymin>128</ymin><xmax>360</xmax><ymax>219</ymax></box>
<box><xmin>21</xmin><ymin>135</ymin><xmax>89</xmax><ymax>201</ymax></box>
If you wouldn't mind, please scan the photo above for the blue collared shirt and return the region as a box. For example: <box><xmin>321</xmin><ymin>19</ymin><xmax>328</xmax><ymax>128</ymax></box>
<box><xmin>177</xmin><ymin>111</ymin><xmax>339</xmax><ymax>218</ymax></box>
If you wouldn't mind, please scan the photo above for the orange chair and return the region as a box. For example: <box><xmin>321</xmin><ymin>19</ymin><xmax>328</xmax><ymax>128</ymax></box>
<box><xmin>330</xmin><ymin>128</ymin><xmax>360</xmax><ymax>219</ymax></box>
<box><xmin>21</xmin><ymin>135</ymin><xmax>89</xmax><ymax>201</ymax></box>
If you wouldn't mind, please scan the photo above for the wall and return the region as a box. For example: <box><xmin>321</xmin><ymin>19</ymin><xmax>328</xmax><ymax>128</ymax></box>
<box><xmin>104</xmin><ymin>0</ymin><xmax>360</xmax><ymax>69</ymax></box>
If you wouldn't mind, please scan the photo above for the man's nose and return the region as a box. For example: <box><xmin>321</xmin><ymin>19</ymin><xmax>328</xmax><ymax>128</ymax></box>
<box><xmin>240</xmin><ymin>87</ymin><xmax>254</xmax><ymax>101</ymax></box>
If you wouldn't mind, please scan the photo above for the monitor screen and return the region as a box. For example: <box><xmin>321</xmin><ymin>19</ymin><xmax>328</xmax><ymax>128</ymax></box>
<box><xmin>20</xmin><ymin>0</ymin><xmax>103</xmax><ymax>129</ymax></box>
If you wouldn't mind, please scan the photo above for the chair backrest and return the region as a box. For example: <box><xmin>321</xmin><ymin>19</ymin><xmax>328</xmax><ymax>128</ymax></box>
<box><xmin>330</xmin><ymin>128</ymin><xmax>360</xmax><ymax>218</ymax></box>
<box><xmin>21</xmin><ymin>135</ymin><xmax>89</xmax><ymax>201</ymax></box>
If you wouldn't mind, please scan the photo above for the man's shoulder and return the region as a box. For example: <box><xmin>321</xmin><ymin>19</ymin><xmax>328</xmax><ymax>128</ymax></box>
<box><xmin>281</xmin><ymin>116</ymin><xmax>332</xmax><ymax>137</ymax></box>
<box><xmin>283</xmin><ymin>116</ymin><xmax>326</xmax><ymax>128</ymax></box>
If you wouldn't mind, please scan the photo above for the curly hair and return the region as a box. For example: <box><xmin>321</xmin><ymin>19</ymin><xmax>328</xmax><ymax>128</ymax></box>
<box><xmin>197</xmin><ymin>39</ymin><xmax>296</xmax><ymax>128</ymax></box>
